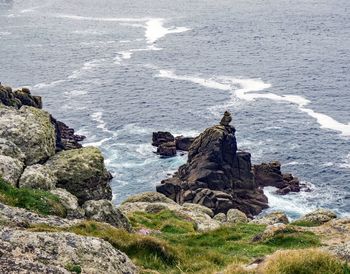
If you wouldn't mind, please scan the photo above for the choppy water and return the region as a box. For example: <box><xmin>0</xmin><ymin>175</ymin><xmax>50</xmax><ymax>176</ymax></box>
<box><xmin>1</xmin><ymin>0</ymin><xmax>349</xmax><ymax>218</ymax></box>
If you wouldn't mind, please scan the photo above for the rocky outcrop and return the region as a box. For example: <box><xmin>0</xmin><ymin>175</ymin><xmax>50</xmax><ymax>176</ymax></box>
<box><xmin>296</xmin><ymin>209</ymin><xmax>337</xmax><ymax>225</ymax></box>
<box><xmin>0</xmin><ymin>85</ymin><xmax>42</xmax><ymax>109</ymax></box>
<box><xmin>0</xmin><ymin>138</ymin><xmax>25</xmax><ymax>162</ymax></box>
<box><xmin>157</xmin><ymin>112</ymin><xmax>268</xmax><ymax>217</ymax></box>
<box><xmin>0</xmin><ymin>155</ymin><xmax>24</xmax><ymax>186</ymax></box>
<box><xmin>122</xmin><ymin>191</ymin><xmax>177</xmax><ymax>204</ymax></box>
<box><xmin>175</xmin><ymin>136</ymin><xmax>195</xmax><ymax>151</ymax></box>
<box><xmin>0</xmin><ymin>105</ymin><xmax>56</xmax><ymax>165</ymax></box>
<box><xmin>83</xmin><ymin>199</ymin><xmax>132</xmax><ymax>232</ymax></box>
<box><xmin>19</xmin><ymin>164</ymin><xmax>57</xmax><ymax>190</ymax></box>
<box><xmin>45</xmin><ymin>147</ymin><xmax>112</xmax><ymax>204</ymax></box>
<box><xmin>0</xmin><ymin>227</ymin><xmax>137</xmax><ymax>274</ymax></box>
<box><xmin>157</xmin><ymin>141</ymin><xmax>177</xmax><ymax>157</ymax></box>
<box><xmin>253</xmin><ymin>161</ymin><xmax>300</xmax><ymax>195</ymax></box>
<box><xmin>152</xmin><ymin>131</ymin><xmax>175</xmax><ymax>147</ymax></box>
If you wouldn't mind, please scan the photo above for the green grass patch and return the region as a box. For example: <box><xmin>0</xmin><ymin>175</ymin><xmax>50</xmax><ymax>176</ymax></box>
<box><xmin>65</xmin><ymin>263</ymin><xmax>82</xmax><ymax>274</ymax></box>
<box><xmin>31</xmin><ymin>211</ymin><xmax>322</xmax><ymax>274</ymax></box>
<box><xmin>0</xmin><ymin>177</ymin><xmax>66</xmax><ymax>217</ymax></box>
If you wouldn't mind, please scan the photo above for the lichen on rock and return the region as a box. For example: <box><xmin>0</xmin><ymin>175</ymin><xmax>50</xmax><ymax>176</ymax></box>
<box><xmin>0</xmin><ymin>155</ymin><xmax>24</xmax><ymax>186</ymax></box>
<box><xmin>19</xmin><ymin>164</ymin><xmax>57</xmax><ymax>190</ymax></box>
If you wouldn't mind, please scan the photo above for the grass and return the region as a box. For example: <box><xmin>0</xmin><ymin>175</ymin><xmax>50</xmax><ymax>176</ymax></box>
<box><xmin>65</xmin><ymin>263</ymin><xmax>82</xmax><ymax>274</ymax></box>
<box><xmin>0</xmin><ymin>177</ymin><xmax>66</xmax><ymax>217</ymax></box>
<box><xmin>291</xmin><ymin>219</ymin><xmax>324</xmax><ymax>227</ymax></box>
<box><xmin>30</xmin><ymin>209</ymin><xmax>322</xmax><ymax>274</ymax></box>
<box><xmin>260</xmin><ymin>248</ymin><xmax>349</xmax><ymax>274</ymax></box>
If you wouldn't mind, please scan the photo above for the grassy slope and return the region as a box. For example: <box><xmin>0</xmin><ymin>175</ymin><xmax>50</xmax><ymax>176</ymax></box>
<box><xmin>30</xmin><ymin>210</ymin><xmax>322</xmax><ymax>274</ymax></box>
<box><xmin>0</xmin><ymin>178</ymin><xmax>66</xmax><ymax>217</ymax></box>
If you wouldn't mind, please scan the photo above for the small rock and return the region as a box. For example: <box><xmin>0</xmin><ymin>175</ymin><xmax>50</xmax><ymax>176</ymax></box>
<box><xmin>50</xmin><ymin>188</ymin><xmax>84</xmax><ymax>219</ymax></box>
<box><xmin>122</xmin><ymin>192</ymin><xmax>176</xmax><ymax>204</ymax></box>
<box><xmin>83</xmin><ymin>199</ymin><xmax>132</xmax><ymax>232</ymax></box>
<box><xmin>255</xmin><ymin>223</ymin><xmax>288</xmax><ymax>242</ymax></box>
<box><xmin>219</xmin><ymin>111</ymin><xmax>232</xmax><ymax>126</ymax></box>
<box><xmin>226</xmin><ymin>209</ymin><xmax>248</xmax><ymax>224</ymax></box>
<box><xmin>296</xmin><ymin>209</ymin><xmax>337</xmax><ymax>225</ymax></box>
<box><xmin>152</xmin><ymin>131</ymin><xmax>175</xmax><ymax>147</ymax></box>
<box><xmin>213</xmin><ymin>213</ymin><xmax>227</xmax><ymax>223</ymax></box>
<box><xmin>250</xmin><ymin>211</ymin><xmax>289</xmax><ymax>225</ymax></box>
<box><xmin>182</xmin><ymin>203</ymin><xmax>214</xmax><ymax>217</ymax></box>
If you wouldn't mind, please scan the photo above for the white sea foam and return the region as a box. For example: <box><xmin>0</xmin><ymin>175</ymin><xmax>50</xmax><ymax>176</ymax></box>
<box><xmin>0</xmin><ymin>31</ymin><xmax>11</xmax><ymax>36</ymax></box>
<box><xmin>116</xmin><ymin>45</ymin><xmax>162</xmax><ymax>62</ymax></box>
<box><xmin>34</xmin><ymin>79</ymin><xmax>66</xmax><ymax>89</ymax></box>
<box><xmin>91</xmin><ymin>111</ymin><xmax>111</xmax><ymax>133</ymax></box>
<box><xmin>83</xmin><ymin>137</ymin><xmax>111</xmax><ymax>147</ymax></box>
<box><xmin>52</xmin><ymin>14</ymin><xmax>150</xmax><ymax>22</ymax></box>
<box><xmin>117</xmin><ymin>51</ymin><xmax>133</xmax><ymax>59</ymax></box>
<box><xmin>145</xmin><ymin>18</ymin><xmax>190</xmax><ymax>44</ymax></box>
<box><xmin>68</xmin><ymin>59</ymin><xmax>104</xmax><ymax>79</ymax></box>
<box><xmin>156</xmin><ymin>69</ymin><xmax>350</xmax><ymax>137</ymax></box>
<box><xmin>64</xmin><ymin>90</ymin><xmax>88</xmax><ymax>96</ymax></box>
<box><xmin>339</xmin><ymin>153</ymin><xmax>350</xmax><ymax>169</ymax></box>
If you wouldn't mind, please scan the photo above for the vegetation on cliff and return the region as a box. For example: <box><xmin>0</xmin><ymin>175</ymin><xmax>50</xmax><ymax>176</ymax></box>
<box><xmin>0</xmin><ymin>177</ymin><xmax>66</xmax><ymax>217</ymax></box>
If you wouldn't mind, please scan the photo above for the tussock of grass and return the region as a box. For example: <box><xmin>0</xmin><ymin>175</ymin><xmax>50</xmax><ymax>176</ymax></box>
<box><xmin>0</xmin><ymin>177</ymin><xmax>66</xmax><ymax>217</ymax></box>
<box><xmin>261</xmin><ymin>248</ymin><xmax>348</xmax><ymax>274</ymax></box>
<box><xmin>291</xmin><ymin>219</ymin><xmax>323</xmax><ymax>227</ymax></box>
<box><xmin>128</xmin><ymin>210</ymin><xmax>196</xmax><ymax>234</ymax></box>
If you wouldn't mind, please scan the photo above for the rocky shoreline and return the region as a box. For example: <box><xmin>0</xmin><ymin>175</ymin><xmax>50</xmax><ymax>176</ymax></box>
<box><xmin>0</xmin><ymin>84</ymin><xmax>349</xmax><ymax>273</ymax></box>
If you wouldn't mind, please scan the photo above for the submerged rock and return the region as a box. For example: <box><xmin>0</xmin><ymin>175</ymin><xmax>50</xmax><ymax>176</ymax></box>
<box><xmin>0</xmin><ymin>105</ymin><xmax>56</xmax><ymax>165</ymax></box>
<box><xmin>83</xmin><ymin>199</ymin><xmax>132</xmax><ymax>232</ymax></box>
<box><xmin>19</xmin><ymin>164</ymin><xmax>57</xmax><ymax>190</ymax></box>
<box><xmin>157</xmin><ymin>112</ymin><xmax>268</xmax><ymax>217</ymax></box>
<box><xmin>45</xmin><ymin>147</ymin><xmax>112</xmax><ymax>204</ymax></box>
<box><xmin>0</xmin><ymin>227</ymin><xmax>137</xmax><ymax>274</ymax></box>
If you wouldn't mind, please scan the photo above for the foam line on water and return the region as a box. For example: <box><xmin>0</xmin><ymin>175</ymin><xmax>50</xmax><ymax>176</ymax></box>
<box><xmin>145</xmin><ymin>19</ymin><xmax>190</xmax><ymax>44</ymax></box>
<box><xmin>52</xmin><ymin>14</ymin><xmax>151</xmax><ymax>22</ymax></box>
<box><xmin>155</xmin><ymin>69</ymin><xmax>350</xmax><ymax>137</ymax></box>
<box><xmin>34</xmin><ymin>79</ymin><xmax>66</xmax><ymax>89</ymax></box>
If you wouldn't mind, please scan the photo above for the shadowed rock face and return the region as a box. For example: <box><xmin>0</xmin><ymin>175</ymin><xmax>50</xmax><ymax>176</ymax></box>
<box><xmin>157</xmin><ymin>114</ymin><xmax>268</xmax><ymax>217</ymax></box>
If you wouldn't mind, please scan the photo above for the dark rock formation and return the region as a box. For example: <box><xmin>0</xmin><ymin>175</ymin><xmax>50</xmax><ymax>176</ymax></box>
<box><xmin>157</xmin><ymin>112</ymin><xmax>268</xmax><ymax>217</ymax></box>
<box><xmin>253</xmin><ymin>161</ymin><xmax>300</xmax><ymax>195</ymax></box>
<box><xmin>51</xmin><ymin>116</ymin><xmax>86</xmax><ymax>151</ymax></box>
<box><xmin>175</xmin><ymin>136</ymin><xmax>195</xmax><ymax>151</ymax></box>
<box><xmin>0</xmin><ymin>85</ymin><xmax>42</xmax><ymax>109</ymax></box>
<box><xmin>152</xmin><ymin>131</ymin><xmax>175</xmax><ymax>147</ymax></box>
<box><xmin>157</xmin><ymin>141</ymin><xmax>177</xmax><ymax>157</ymax></box>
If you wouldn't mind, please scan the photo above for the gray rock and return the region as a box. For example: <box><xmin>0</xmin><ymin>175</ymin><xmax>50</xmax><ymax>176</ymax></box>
<box><xmin>182</xmin><ymin>203</ymin><xmax>214</xmax><ymax>218</ymax></box>
<box><xmin>45</xmin><ymin>147</ymin><xmax>112</xmax><ymax>204</ymax></box>
<box><xmin>297</xmin><ymin>209</ymin><xmax>337</xmax><ymax>225</ymax></box>
<box><xmin>0</xmin><ymin>155</ymin><xmax>24</xmax><ymax>186</ymax></box>
<box><xmin>213</xmin><ymin>213</ymin><xmax>227</xmax><ymax>223</ymax></box>
<box><xmin>250</xmin><ymin>211</ymin><xmax>289</xmax><ymax>225</ymax></box>
<box><xmin>122</xmin><ymin>191</ymin><xmax>176</xmax><ymax>205</ymax></box>
<box><xmin>226</xmin><ymin>209</ymin><xmax>248</xmax><ymax>224</ymax></box>
<box><xmin>0</xmin><ymin>105</ymin><xmax>56</xmax><ymax>165</ymax></box>
<box><xmin>83</xmin><ymin>200</ymin><xmax>132</xmax><ymax>232</ymax></box>
<box><xmin>0</xmin><ymin>138</ymin><xmax>25</xmax><ymax>162</ymax></box>
<box><xmin>326</xmin><ymin>241</ymin><xmax>350</xmax><ymax>261</ymax></box>
<box><xmin>50</xmin><ymin>188</ymin><xmax>85</xmax><ymax>219</ymax></box>
<box><xmin>0</xmin><ymin>227</ymin><xmax>137</xmax><ymax>274</ymax></box>
<box><xmin>19</xmin><ymin>164</ymin><xmax>57</xmax><ymax>190</ymax></box>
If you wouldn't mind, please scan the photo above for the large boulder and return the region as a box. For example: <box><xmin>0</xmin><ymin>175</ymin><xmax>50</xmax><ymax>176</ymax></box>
<box><xmin>253</xmin><ymin>162</ymin><xmax>300</xmax><ymax>195</ymax></box>
<box><xmin>0</xmin><ymin>227</ymin><xmax>137</xmax><ymax>274</ymax></box>
<box><xmin>250</xmin><ymin>211</ymin><xmax>289</xmax><ymax>225</ymax></box>
<box><xmin>45</xmin><ymin>147</ymin><xmax>112</xmax><ymax>204</ymax></box>
<box><xmin>0</xmin><ymin>138</ymin><xmax>25</xmax><ymax>162</ymax></box>
<box><xmin>157</xmin><ymin>112</ymin><xmax>268</xmax><ymax>217</ymax></box>
<box><xmin>0</xmin><ymin>105</ymin><xmax>56</xmax><ymax>165</ymax></box>
<box><xmin>83</xmin><ymin>199</ymin><xmax>132</xmax><ymax>232</ymax></box>
<box><xmin>296</xmin><ymin>209</ymin><xmax>337</xmax><ymax>225</ymax></box>
<box><xmin>0</xmin><ymin>155</ymin><xmax>24</xmax><ymax>186</ymax></box>
<box><xmin>19</xmin><ymin>164</ymin><xmax>57</xmax><ymax>190</ymax></box>
<box><xmin>157</xmin><ymin>141</ymin><xmax>177</xmax><ymax>157</ymax></box>
<box><xmin>122</xmin><ymin>192</ymin><xmax>176</xmax><ymax>204</ymax></box>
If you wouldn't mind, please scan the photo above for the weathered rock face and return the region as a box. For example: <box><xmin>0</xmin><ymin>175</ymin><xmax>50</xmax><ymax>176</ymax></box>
<box><xmin>157</xmin><ymin>141</ymin><xmax>177</xmax><ymax>157</ymax></box>
<box><xmin>0</xmin><ymin>155</ymin><xmax>24</xmax><ymax>186</ymax></box>
<box><xmin>152</xmin><ymin>131</ymin><xmax>175</xmax><ymax>147</ymax></box>
<box><xmin>175</xmin><ymin>136</ymin><xmax>195</xmax><ymax>151</ymax></box>
<box><xmin>45</xmin><ymin>147</ymin><xmax>112</xmax><ymax>204</ymax></box>
<box><xmin>0</xmin><ymin>85</ymin><xmax>42</xmax><ymax>109</ymax></box>
<box><xmin>296</xmin><ymin>209</ymin><xmax>337</xmax><ymax>225</ymax></box>
<box><xmin>0</xmin><ymin>138</ymin><xmax>25</xmax><ymax>162</ymax></box>
<box><xmin>83</xmin><ymin>199</ymin><xmax>132</xmax><ymax>232</ymax></box>
<box><xmin>0</xmin><ymin>227</ymin><xmax>137</xmax><ymax>274</ymax></box>
<box><xmin>250</xmin><ymin>211</ymin><xmax>289</xmax><ymax>225</ymax></box>
<box><xmin>157</xmin><ymin>114</ymin><xmax>268</xmax><ymax>217</ymax></box>
<box><xmin>253</xmin><ymin>162</ymin><xmax>300</xmax><ymax>195</ymax></box>
<box><xmin>19</xmin><ymin>164</ymin><xmax>57</xmax><ymax>190</ymax></box>
<box><xmin>0</xmin><ymin>105</ymin><xmax>56</xmax><ymax>165</ymax></box>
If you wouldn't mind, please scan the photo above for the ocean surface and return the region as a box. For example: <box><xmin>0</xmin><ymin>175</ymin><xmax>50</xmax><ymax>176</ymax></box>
<box><xmin>1</xmin><ymin>0</ymin><xmax>349</xmax><ymax>218</ymax></box>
